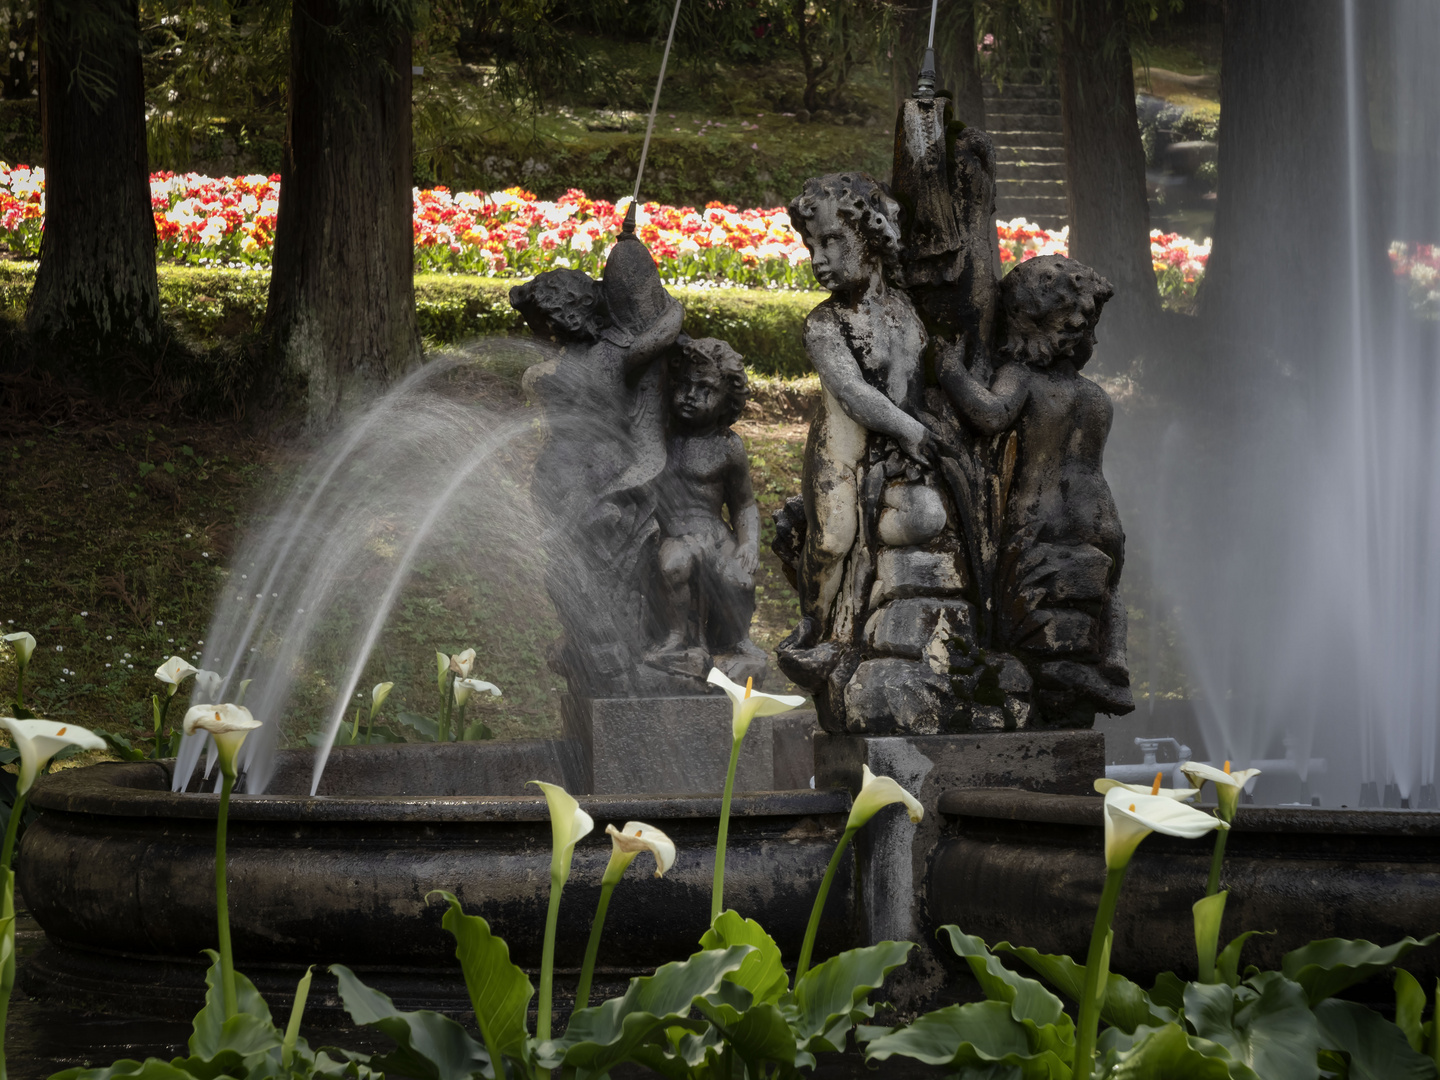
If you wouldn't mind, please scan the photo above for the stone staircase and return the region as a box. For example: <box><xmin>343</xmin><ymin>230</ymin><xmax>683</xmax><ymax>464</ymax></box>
<box><xmin>983</xmin><ymin>78</ymin><xmax>1068</xmax><ymax>231</ymax></box>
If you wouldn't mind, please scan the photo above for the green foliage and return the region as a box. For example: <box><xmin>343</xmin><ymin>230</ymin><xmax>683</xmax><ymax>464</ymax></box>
<box><xmin>1282</xmin><ymin>935</ymin><xmax>1440</xmax><ymax>1008</ymax></box>
<box><xmin>332</xmin><ymin>963</ymin><xmax>493</xmax><ymax>1080</ymax></box>
<box><xmin>699</xmin><ymin>909</ymin><xmax>790</xmax><ymax>1006</ymax></box>
<box><xmin>435</xmin><ymin>890</ymin><xmax>534</xmax><ymax>1061</ymax></box>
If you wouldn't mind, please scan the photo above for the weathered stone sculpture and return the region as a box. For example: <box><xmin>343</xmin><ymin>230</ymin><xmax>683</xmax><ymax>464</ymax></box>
<box><xmin>775</xmin><ymin>83</ymin><xmax>1134</xmax><ymax>734</ymax></box>
<box><xmin>514</xmin><ymin>216</ymin><xmax>765</xmax><ymax>698</ymax></box>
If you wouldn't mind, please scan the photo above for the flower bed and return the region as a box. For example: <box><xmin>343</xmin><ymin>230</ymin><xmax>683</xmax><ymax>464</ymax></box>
<box><xmin>2</xmin><ymin>163</ymin><xmax>1225</xmax><ymax>305</ymax></box>
<box><xmin>1389</xmin><ymin>242</ymin><xmax>1440</xmax><ymax>319</ymax></box>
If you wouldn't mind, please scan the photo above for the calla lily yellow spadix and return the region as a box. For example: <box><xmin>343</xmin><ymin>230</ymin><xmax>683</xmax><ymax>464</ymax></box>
<box><xmin>1094</xmin><ymin>777</ymin><xmax>1200</xmax><ymax>802</ymax></box>
<box><xmin>528</xmin><ymin>780</ymin><xmax>593</xmax><ymax>1051</ymax></box>
<box><xmin>706</xmin><ymin>668</ymin><xmax>806</xmax><ymax>922</ymax></box>
<box><xmin>154</xmin><ymin>655</ymin><xmax>199</xmax><ymax>692</ymax></box>
<box><xmin>183</xmin><ymin>703</ymin><xmax>262</xmax><ymax>780</ymax></box>
<box><xmin>576</xmin><ymin>821</ymin><xmax>677</xmax><ymax>1010</ymax></box>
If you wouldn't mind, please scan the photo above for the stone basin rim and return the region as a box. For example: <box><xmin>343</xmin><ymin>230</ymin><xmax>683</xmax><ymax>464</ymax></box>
<box><xmin>30</xmin><ymin>758</ymin><xmax>852</xmax><ymax>823</ymax></box>
<box><xmin>939</xmin><ymin>787</ymin><xmax>1440</xmax><ymax>835</ymax></box>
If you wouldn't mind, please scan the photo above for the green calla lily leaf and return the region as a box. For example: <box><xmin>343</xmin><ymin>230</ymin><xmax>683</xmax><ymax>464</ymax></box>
<box><xmin>48</xmin><ymin>1060</ymin><xmax>200</xmax><ymax>1080</ymax></box>
<box><xmin>864</xmin><ymin>999</ymin><xmax>1070</xmax><ymax>1078</ymax></box>
<box><xmin>942</xmin><ymin>927</ymin><xmax>1072</xmax><ymax>1035</ymax></box>
<box><xmin>992</xmin><ymin>940</ymin><xmax>1172</xmax><ymax>1034</ymax></box>
<box><xmin>1396</xmin><ymin>969</ymin><xmax>1427</xmax><ymax>1054</ymax></box>
<box><xmin>165</xmin><ymin>1051</ymin><xmax>248</xmax><ymax>1080</ymax></box>
<box><xmin>434</xmin><ymin>890</ymin><xmax>534</xmax><ymax>1060</ymax></box>
<box><xmin>1183</xmin><ymin>971</ymin><xmax>1320</xmax><ymax>1080</ymax></box>
<box><xmin>189</xmin><ymin>949</ymin><xmax>276</xmax><ymax>1059</ymax></box>
<box><xmin>723</xmin><ymin>1001</ymin><xmax>799</xmax><ymax>1075</ymax></box>
<box><xmin>332</xmin><ymin>963</ymin><xmax>493</xmax><ymax>1080</ymax></box>
<box><xmin>1315</xmin><ymin>997</ymin><xmax>1439</xmax><ymax>1080</ymax></box>
<box><xmin>1217</xmin><ymin>930</ymin><xmax>1274</xmax><ymax>989</ymax></box>
<box><xmin>700</xmin><ymin>910</ymin><xmax>789</xmax><ymax>1005</ymax></box>
<box><xmin>1193</xmin><ymin>892</ymin><xmax>1228</xmax><ymax>984</ymax></box>
<box><xmin>788</xmin><ymin>940</ymin><xmax>913</xmax><ymax>1054</ymax></box>
<box><xmin>1105</xmin><ymin>1022</ymin><xmax>1250</xmax><ymax>1079</ymax></box>
<box><xmin>1282</xmin><ymin>935</ymin><xmax>1440</xmax><ymax>1006</ymax></box>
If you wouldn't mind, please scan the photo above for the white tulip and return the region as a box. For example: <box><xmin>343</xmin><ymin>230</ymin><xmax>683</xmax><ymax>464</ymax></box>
<box><xmin>0</xmin><ymin>717</ymin><xmax>105</xmax><ymax>795</ymax></box>
<box><xmin>705</xmin><ymin>668</ymin><xmax>806</xmax><ymax>741</ymax></box>
<box><xmin>1178</xmin><ymin>760</ymin><xmax>1262</xmax><ymax>822</ymax></box>
<box><xmin>155</xmin><ymin>656</ymin><xmax>200</xmax><ymax>694</ymax></box>
<box><xmin>1102</xmin><ymin>786</ymin><xmax>1228</xmax><ymax>870</ymax></box>
<box><xmin>182</xmin><ymin>704</ymin><xmax>262</xmax><ymax>779</ymax></box>
<box><xmin>2</xmin><ymin>632</ymin><xmax>35</xmax><ymax>670</ymax></box>
<box><xmin>453</xmin><ymin>677</ymin><xmax>501</xmax><ymax>709</ymax></box>
<box><xmin>603</xmin><ymin>821</ymin><xmax>676</xmax><ymax>883</ymax></box>
<box><xmin>847</xmin><ymin>764</ymin><xmax>924</xmax><ymax>830</ymax></box>
<box><xmin>530</xmin><ymin>780</ymin><xmax>593</xmax><ymax>882</ymax></box>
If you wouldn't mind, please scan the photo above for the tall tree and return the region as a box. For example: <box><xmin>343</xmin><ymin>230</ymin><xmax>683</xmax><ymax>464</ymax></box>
<box><xmin>26</xmin><ymin>0</ymin><xmax>161</xmax><ymax>376</ymax></box>
<box><xmin>1054</xmin><ymin>0</ymin><xmax>1158</xmax><ymax>354</ymax></box>
<box><xmin>263</xmin><ymin>0</ymin><xmax>422</xmax><ymax>429</ymax></box>
<box><xmin>890</xmin><ymin>0</ymin><xmax>985</xmax><ymax>129</ymax></box>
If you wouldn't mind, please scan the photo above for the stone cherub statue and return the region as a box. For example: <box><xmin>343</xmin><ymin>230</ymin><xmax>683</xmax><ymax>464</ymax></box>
<box><xmin>647</xmin><ymin>337</ymin><xmax>768</xmax><ymax>684</ymax></box>
<box><xmin>772</xmin><ymin>85</ymin><xmax>1134</xmax><ymax>733</ymax></box>
<box><xmin>513</xmin><ymin>219</ymin><xmax>769</xmax><ymax>698</ymax></box>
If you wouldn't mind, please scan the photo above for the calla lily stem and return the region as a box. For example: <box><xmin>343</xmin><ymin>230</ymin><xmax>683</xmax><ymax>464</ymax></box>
<box><xmin>537</xmin><ymin>868</ymin><xmax>565</xmax><ymax>1074</ymax></box>
<box><xmin>1074</xmin><ymin>865</ymin><xmax>1127</xmax><ymax>1080</ymax></box>
<box><xmin>215</xmin><ymin>771</ymin><xmax>239</xmax><ymax>1019</ymax></box>
<box><xmin>1205</xmin><ymin>827</ymin><xmax>1229</xmax><ymax>896</ymax></box>
<box><xmin>0</xmin><ymin>791</ymin><xmax>24</xmax><ymax>878</ymax></box>
<box><xmin>796</xmin><ymin>824</ymin><xmax>856</xmax><ymax>982</ymax></box>
<box><xmin>711</xmin><ymin>734</ymin><xmax>743</xmax><ymax>923</ymax></box>
<box><xmin>575</xmin><ymin>879</ymin><xmax>617</xmax><ymax>1011</ymax></box>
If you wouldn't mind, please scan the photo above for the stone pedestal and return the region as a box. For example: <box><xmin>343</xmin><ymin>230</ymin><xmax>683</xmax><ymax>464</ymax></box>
<box><xmin>563</xmin><ymin>695</ymin><xmax>774</xmax><ymax>795</ymax></box>
<box><xmin>814</xmin><ymin>730</ymin><xmax>1104</xmax><ymax>1008</ymax></box>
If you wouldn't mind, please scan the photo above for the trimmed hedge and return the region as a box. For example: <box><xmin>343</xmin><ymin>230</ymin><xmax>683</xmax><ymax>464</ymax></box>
<box><xmin>0</xmin><ymin>264</ymin><xmax>821</xmax><ymax>378</ymax></box>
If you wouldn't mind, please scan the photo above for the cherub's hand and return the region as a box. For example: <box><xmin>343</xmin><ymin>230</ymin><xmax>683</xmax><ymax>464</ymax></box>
<box><xmin>738</xmin><ymin>544</ymin><xmax>760</xmax><ymax>577</ymax></box>
<box><xmin>898</xmin><ymin>426</ymin><xmax>937</xmax><ymax>466</ymax></box>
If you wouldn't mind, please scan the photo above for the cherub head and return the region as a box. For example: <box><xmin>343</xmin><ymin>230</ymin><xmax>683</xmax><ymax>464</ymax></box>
<box><xmin>510</xmin><ymin>268</ymin><xmax>607</xmax><ymax>343</ymax></box>
<box><xmin>997</xmin><ymin>255</ymin><xmax>1114</xmax><ymax>370</ymax></box>
<box><xmin>669</xmin><ymin>338</ymin><xmax>748</xmax><ymax>431</ymax></box>
<box><xmin>789</xmin><ymin>172</ymin><xmax>904</xmax><ymax>292</ymax></box>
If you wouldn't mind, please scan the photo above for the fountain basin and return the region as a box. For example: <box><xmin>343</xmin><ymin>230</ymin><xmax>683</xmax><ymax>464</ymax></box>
<box><xmin>931</xmin><ymin>789</ymin><xmax>1440</xmax><ymax>994</ymax></box>
<box><xmin>19</xmin><ymin>743</ymin><xmax>855</xmax><ymax>1020</ymax></box>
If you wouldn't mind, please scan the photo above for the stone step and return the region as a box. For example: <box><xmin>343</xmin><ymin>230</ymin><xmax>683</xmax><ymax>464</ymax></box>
<box><xmin>987</xmin><ymin>97</ymin><xmax>1061</xmax><ymax>116</ymax></box>
<box><xmin>996</xmin><ymin>160</ymin><xmax>1067</xmax><ymax>181</ymax></box>
<box><xmin>990</xmin><ymin>129</ymin><xmax>1065</xmax><ymax>149</ymax></box>
<box><xmin>981</xmin><ymin>80</ymin><xmax>1055</xmax><ymax>99</ymax></box>
<box><xmin>984</xmin><ymin>112</ymin><xmax>1061</xmax><ymax>131</ymax></box>
<box><xmin>996</xmin><ymin>177</ymin><xmax>1069</xmax><ymax>199</ymax></box>
<box><xmin>994</xmin><ymin>194</ymin><xmax>1070</xmax><ymax>225</ymax></box>
<box><xmin>990</xmin><ymin>144</ymin><xmax>1065</xmax><ymax>164</ymax></box>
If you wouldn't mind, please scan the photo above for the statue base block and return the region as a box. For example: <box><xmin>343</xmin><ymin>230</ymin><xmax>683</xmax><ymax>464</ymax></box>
<box><xmin>563</xmin><ymin>695</ymin><xmax>795</xmax><ymax>795</ymax></box>
<box><xmin>814</xmin><ymin>730</ymin><xmax>1104</xmax><ymax>1009</ymax></box>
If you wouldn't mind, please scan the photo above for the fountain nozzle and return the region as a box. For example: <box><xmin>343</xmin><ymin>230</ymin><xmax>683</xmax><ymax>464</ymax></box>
<box><xmin>915</xmin><ymin>46</ymin><xmax>937</xmax><ymax>97</ymax></box>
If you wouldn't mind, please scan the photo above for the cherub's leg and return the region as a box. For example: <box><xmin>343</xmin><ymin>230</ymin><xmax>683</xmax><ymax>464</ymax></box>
<box><xmin>652</xmin><ymin>535</ymin><xmax>696</xmax><ymax>653</ymax></box>
<box><xmin>800</xmin><ymin>453</ymin><xmax>858</xmax><ymax>638</ymax></box>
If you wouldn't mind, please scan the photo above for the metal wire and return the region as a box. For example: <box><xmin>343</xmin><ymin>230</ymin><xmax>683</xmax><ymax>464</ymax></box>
<box><xmin>633</xmin><ymin>0</ymin><xmax>684</xmax><ymax>206</ymax></box>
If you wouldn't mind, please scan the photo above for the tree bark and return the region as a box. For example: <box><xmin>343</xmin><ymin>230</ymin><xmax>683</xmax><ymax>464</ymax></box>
<box><xmin>263</xmin><ymin>0</ymin><xmax>421</xmax><ymax>429</ymax></box>
<box><xmin>1055</xmin><ymin>0</ymin><xmax>1159</xmax><ymax>351</ymax></box>
<box><xmin>26</xmin><ymin>0</ymin><xmax>161</xmax><ymax>376</ymax></box>
<box><xmin>891</xmin><ymin>0</ymin><xmax>985</xmax><ymax>129</ymax></box>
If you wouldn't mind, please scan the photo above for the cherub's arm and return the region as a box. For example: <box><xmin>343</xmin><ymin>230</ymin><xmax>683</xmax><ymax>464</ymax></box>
<box><xmin>937</xmin><ymin>338</ymin><xmax>1029</xmax><ymax>435</ymax></box>
<box><xmin>723</xmin><ymin>433</ymin><xmax>760</xmax><ymax>576</ymax></box>
<box><xmin>621</xmin><ymin>293</ymin><xmax>685</xmax><ymax>373</ymax></box>
<box><xmin>806</xmin><ymin>306</ymin><xmax>933</xmax><ymax>459</ymax></box>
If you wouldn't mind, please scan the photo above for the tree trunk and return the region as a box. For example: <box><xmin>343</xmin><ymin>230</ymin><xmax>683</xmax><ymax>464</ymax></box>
<box><xmin>891</xmin><ymin>0</ymin><xmax>985</xmax><ymax>129</ymax></box>
<box><xmin>263</xmin><ymin>0</ymin><xmax>421</xmax><ymax>429</ymax></box>
<box><xmin>1055</xmin><ymin>0</ymin><xmax>1158</xmax><ymax>353</ymax></box>
<box><xmin>26</xmin><ymin>0</ymin><xmax>161</xmax><ymax>377</ymax></box>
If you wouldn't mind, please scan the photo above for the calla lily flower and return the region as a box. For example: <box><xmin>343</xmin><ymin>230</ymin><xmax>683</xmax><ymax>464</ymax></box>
<box><xmin>529</xmin><ymin>780</ymin><xmax>594</xmax><ymax>881</ymax></box>
<box><xmin>706</xmin><ymin>667</ymin><xmax>806</xmax><ymax>740</ymax></box>
<box><xmin>435</xmin><ymin>651</ymin><xmax>450</xmax><ymax>694</ymax></box>
<box><xmin>370</xmin><ymin>681</ymin><xmax>394</xmax><ymax>717</ymax></box>
<box><xmin>1094</xmin><ymin>777</ymin><xmax>1200</xmax><ymax>801</ymax></box>
<box><xmin>2</xmin><ymin>632</ymin><xmax>35</xmax><ymax>670</ymax></box>
<box><xmin>449</xmin><ymin>648</ymin><xmax>477</xmax><ymax>679</ymax></box>
<box><xmin>847</xmin><ymin>765</ymin><xmax>925</xmax><ymax>830</ymax></box>
<box><xmin>1178</xmin><ymin>760</ymin><xmax>1262</xmax><ymax>822</ymax></box>
<box><xmin>453</xmin><ymin>677</ymin><xmax>502</xmax><ymax>708</ymax></box>
<box><xmin>603</xmin><ymin>821</ymin><xmax>676</xmax><ymax>883</ymax></box>
<box><xmin>155</xmin><ymin>656</ymin><xmax>200</xmax><ymax>694</ymax></box>
<box><xmin>1102</xmin><ymin>787</ymin><xmax>1228</xmax><ymax>870</ymax></box>
<box><xmin>0</xmin><ymin>717</ymin><xmax>105</xmax><ymax>796</ymax></box>
<box><xmin>183</xmin><ymin>704</ymin><xmax>262</xmax><ymax>779</ymax></box>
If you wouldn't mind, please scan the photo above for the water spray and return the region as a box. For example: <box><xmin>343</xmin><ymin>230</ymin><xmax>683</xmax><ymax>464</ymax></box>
<box><xmin>623</xmin><ymin>0</ymin><xmax>684</xmax><ymax>235</ymax></box>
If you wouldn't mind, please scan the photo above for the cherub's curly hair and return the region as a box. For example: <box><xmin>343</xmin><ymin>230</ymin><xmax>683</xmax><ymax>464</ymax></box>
<box><xmin>997</xmin><ymin>255</ymin><xmax>1114</xmax><ymax>370</ymax></box>
<box><xmin>672</xmin><ymin>337</ymin><xmax>749</xmax><ymax>428</ymax></box>
<box><xmin>509</xmin><ymin>268</ymin><xmax>606</xmax><ymax>342</ymax></box>
<box><xmin>789</xmin><ymin>172</ymin><xmax>904</xmax><ymax>283</ymax></box>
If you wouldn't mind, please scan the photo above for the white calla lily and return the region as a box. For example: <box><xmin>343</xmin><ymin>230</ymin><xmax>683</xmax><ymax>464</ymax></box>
<box><xmin>370</xmin><ymin>682</ymin><xmax>394</xmax><ymax>717</ymax></box>
<box><xmin>603</xmin><ymin>821</ymin><xmax>676</xmax><ymax>883</ymax></box>
<box><xmin>1094</xmin><ymin>777</ymin><xmax>1200</xmax><ymax>801</ymax></box>
<box><xmin>435</xmin><ymin>651</ymin><xmax>450</xmax><ymax>694</ymax></box>
<box><xmin>2</xmin><ymin>632</ymin><xmax>35</xmax><ymax>669</ymax></box>
<box><xmin>155</xmin><ymin>656</ymin><xmax>200</xmax><ymax>694</ymax></box>
<box><xmin>183</xmin><ymin>704</ymin><xmax>262</xmax><ymax>779</ymax></box>
<box><xmin>453</xmin><ymin>677</ymin><xmax>502</xmax><ymax>709</ymax></box>
<box><xmin>449</xmin><ymin>648</ymin><xmax>477</xmax><ymax>679</ymax></box>
<box><xmin>1178</xmin><ymin>761</ymin><xmax>1262</xmax><ymax>822</ymax></box>
<box><xmin>529</xmin><ymin>780</ymin><xmax>594</xmax><ymax>881</ymax></box>
<box><xmin>1102</xmin><ymin>786</ymin><xmax>1228</xmax><ymax>870</ymax></box>
<box><xmin>847</xmin><ymin>765</ymin><xmax>925</xmax><ymax>830</ymax></box>
<box><xmin>0</xmin><ymin>717</ymin><xmax>105</xmax><ymax>797</ymax></box>
<box><xmin>706</xmin><ymin>667</ymin><xmax>806</xmax><ymax>740</ymax></box>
